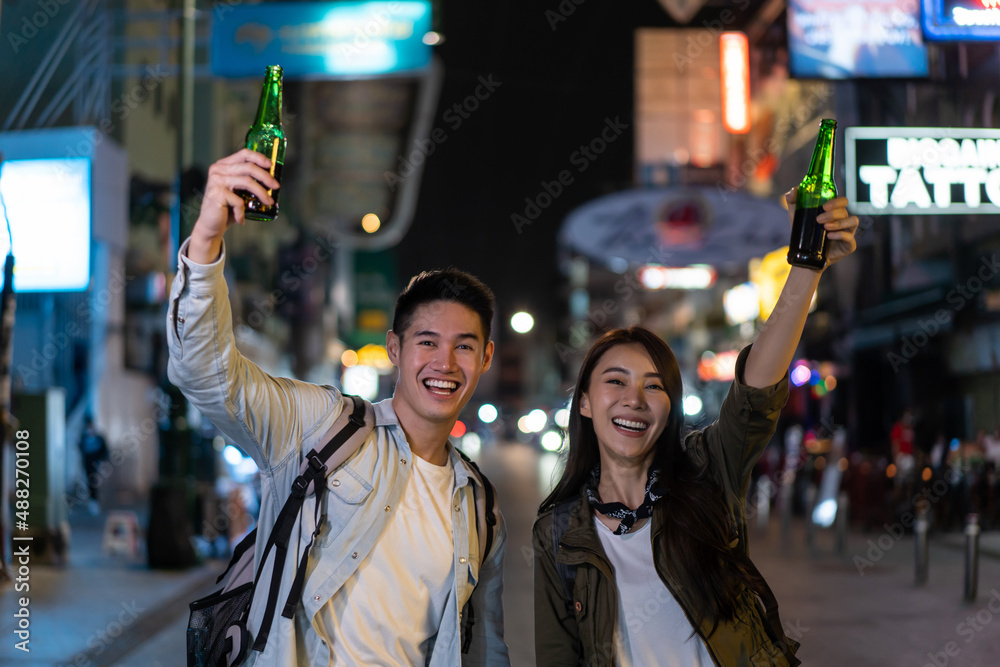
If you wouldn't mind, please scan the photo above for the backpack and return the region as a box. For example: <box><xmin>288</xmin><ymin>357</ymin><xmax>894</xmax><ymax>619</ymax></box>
<box><xmin>187</xmin><ymin>395</ymin><xmax>497</xmax><ymax>666</ymax></box>
<box><xmin>549</xmin><ymin>499</ymin><xmax>800</xmax><ymax>667</ymax></box>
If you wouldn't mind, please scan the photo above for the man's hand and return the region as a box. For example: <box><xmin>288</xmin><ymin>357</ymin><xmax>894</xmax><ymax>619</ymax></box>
<box><xmin>188</xmin><ymin>149</ymin><xmax>279</xmax><ymax>264</ymax></box>
<box><xmin>784</xmin><ymin>188</ymin><xmax>859</xmax><ymax>270</ymax></box>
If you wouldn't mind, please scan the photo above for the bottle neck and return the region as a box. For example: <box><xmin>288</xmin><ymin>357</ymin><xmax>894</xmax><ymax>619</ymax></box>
<box><xmin>806</xmin><ymin>122</ymin><xmax>836</xmax><ymax>180</ymax></box>
<box><xmin>254</xmin><ymin>71</ymin><xmax>282</xmax><ymax>127</ymax></box>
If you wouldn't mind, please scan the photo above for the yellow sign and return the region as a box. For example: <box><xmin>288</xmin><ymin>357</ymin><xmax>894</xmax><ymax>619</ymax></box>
<box><xmin>749</xmin><ymin>246</ymin><xmax>817</xmax><ymax>320</ymax></box>
<box><xmin>357</xmin><ymin>344</ymin><xmax>393</xmax><ymax>373</ymax></box>
<box><xmin>749</xmin><ymin>247</ymin><xmax>790</xmax><ymax>321</ymax></box>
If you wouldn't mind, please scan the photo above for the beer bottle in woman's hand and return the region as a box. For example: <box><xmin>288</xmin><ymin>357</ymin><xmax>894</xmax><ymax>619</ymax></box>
<box><xmin>789</xmin><ymin>119</ymin><xmax>837</xmax><ymax>269</ymax></box>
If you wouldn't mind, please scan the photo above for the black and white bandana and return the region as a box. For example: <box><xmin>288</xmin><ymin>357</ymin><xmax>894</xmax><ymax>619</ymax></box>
<box><xmin>586</xmin><ymin>465</ymin><xmax>663</xmax><ymax>535</ymax></box>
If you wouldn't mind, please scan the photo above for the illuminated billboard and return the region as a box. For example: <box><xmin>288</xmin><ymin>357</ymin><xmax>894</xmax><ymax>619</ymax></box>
<box><xmin>211</xmin><ymin>1</ymin><xmax>433</xmax><ymax>78</ymax></box>
<box><xmin>845</xmin><ymin>127</ymin><xmax>1000</xmax><ymax>215</ymax></box>
<box><xmin>0</xmin><ymin>158</ymin><xmax>91</xmax><ymax>291</ymax></box>
<box><xmin>788</xmin><ymin>0</ymin><xmax>928</xmax><ymax>79</ymax></box>
<box><xmin>922</xmin><ymin>0</ymin><xmax>1000</xmax><ymax>40</ymax></box>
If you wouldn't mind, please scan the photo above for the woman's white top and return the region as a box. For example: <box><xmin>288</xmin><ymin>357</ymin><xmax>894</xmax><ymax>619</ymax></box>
<box><xmin>593</xmin><ymin>516</ymin><xmax>715</xmax><ymax>667</ymax></box>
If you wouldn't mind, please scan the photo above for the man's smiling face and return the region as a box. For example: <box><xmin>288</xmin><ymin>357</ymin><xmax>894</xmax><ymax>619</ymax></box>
<box><xmin>387</xmin><ymin>300</ymin><xmax>494</xmax><ymax>430</ymax></box>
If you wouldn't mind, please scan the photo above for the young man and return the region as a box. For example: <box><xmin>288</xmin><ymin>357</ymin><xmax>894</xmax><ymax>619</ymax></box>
<box><xmin>167</xmin><ymin>149</ymin><xmax>509</xmax><ymax>665</ymax></box>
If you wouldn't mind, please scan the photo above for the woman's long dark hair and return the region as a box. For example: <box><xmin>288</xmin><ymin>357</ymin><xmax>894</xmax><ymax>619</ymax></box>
<box><xmin>540</xmin><ymin>327</ymin><xmax>764</xmax><ymax>635</ymax></box>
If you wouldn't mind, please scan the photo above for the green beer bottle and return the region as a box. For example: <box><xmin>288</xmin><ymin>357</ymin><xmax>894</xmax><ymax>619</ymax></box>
<box><xmin>239</xmin><ymin>65</ymin><xmax>286</xmax><ymax>222</ymax></box>
<box><xmin>788</xmin><ymin>118</ymin><xmax>837</xmax><ymax>269</ymax></box>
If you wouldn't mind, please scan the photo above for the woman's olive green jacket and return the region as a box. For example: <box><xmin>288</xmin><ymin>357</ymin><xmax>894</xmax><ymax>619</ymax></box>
<box><xmin>533</xmin><ymin>345</ymin><xmax>801</xmax><ymax>667</ymax></box>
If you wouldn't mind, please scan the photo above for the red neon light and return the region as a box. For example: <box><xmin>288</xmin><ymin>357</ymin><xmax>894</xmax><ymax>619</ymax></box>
<box><xmin>719</xmin><ymin>32</ymin><xmax>750</xmax><ymax>134</ymax></box>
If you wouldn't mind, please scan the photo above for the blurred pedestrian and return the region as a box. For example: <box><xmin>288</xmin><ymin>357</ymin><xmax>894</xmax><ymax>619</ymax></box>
<box><xmin>890</xmin><ymin>408</ymin><xmax>916</xmax><ymax>482</ymax></box>
<box><xmin>929</xmin><ymin>432</ymin><xmax>948</xmax><ymax>472</ymax></box>
<box><xmin>983</xmin><ymin>426</ymin><xmax>1000</xmax><ymax>471</ymax></box>
<box><xmin>533</xmin><ymin>191</ymin><xmax>857</xmax><ymax>667</ymax></box>
<box><xmin>78</xmin><ymin>415</ymin><xmax>109</xmax><ymax>515</ymax></box>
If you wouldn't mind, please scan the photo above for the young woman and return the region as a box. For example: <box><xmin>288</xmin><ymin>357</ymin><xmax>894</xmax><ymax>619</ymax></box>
<box><xmin>533</xmin><ymin>192</ymin><xmax>858</xmax><ymax>667</ymax></box>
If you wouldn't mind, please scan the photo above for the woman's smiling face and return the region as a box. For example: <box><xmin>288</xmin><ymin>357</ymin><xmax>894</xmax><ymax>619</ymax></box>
<box><xmin>579</xmin><ymin>343</ymin><xmax>672</xmax><ymax>469</ymax></box>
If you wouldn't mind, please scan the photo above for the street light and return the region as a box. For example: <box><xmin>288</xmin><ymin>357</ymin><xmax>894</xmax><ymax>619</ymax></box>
<box><xmin>511</xmin><ymin>311</ymin><xmax>534</xmax><ymax>334</ymax></box>
<box><xmin>478</xmin><ymin>403</ymin><xmax>498</xmax><ymax>424</ymax></box>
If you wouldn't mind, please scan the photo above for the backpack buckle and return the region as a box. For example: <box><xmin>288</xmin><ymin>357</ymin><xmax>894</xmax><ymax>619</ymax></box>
<box><xmin>306</xmin><ymin>451</ymin><xmax>327</xmax><ymax>475</ymax></box>
<box><xmin>290</xmin><ymin>476</ymin><xmax>309</xmax><ymax>498</ymax></box>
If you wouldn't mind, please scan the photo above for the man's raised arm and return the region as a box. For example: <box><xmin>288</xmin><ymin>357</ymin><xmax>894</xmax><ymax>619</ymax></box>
<box><xmin>167</xmin><ymin>149</ymin><xmax>341</xmax><ymax>470</ymax></box>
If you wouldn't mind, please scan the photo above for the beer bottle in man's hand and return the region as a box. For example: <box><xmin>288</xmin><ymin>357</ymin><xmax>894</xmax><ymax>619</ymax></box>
<box><xmin>788</xmin><ymin>119</ymin><xmax>837</xmax><ymax>269</ymax></box>
<box><xmin>239</xmin><ymin>65</ymin><xmax>286</xmax><ymax>221</ymax></box>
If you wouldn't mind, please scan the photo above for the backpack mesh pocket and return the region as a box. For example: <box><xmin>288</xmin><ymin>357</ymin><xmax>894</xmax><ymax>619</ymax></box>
<box><xmin>187</xmin><ymin>581</ymin><xmax>253</xmax><ymax>667</ymax></box>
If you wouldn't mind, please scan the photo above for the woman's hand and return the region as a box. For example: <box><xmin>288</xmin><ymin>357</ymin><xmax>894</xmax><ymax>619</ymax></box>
<box><xmin>785</xmin><ymin>188</ymin><xmax>859</xmax><ymax>269</ymax></box>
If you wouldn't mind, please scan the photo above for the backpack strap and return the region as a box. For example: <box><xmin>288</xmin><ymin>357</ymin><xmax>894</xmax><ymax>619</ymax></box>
<box><xmin>252</xmin><ymin>395</ymin><xmax>373</xmax><ymax>653</ymax></box>
<box><xmin>457</xmin><ymin>449</ymin><xmax>497</xmax><ymax>561</ymax></box>
<box><xmin>550</xmin><ymin>498</ymin><xmax>578</xmax><ymax>616</ymax></box>
<box><xmin>455</xmin><ymin>448</ymin><xmax>498</xmax><ymax>654</ymax></box>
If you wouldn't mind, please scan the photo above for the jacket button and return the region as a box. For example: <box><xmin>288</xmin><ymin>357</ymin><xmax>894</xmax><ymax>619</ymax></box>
<box><xmin>352</xmin><ymin>552</ymin><xmax>359</xmax><ymax>559</ymax></box>
<box><xmin>176</xmin><ymin>316</ymin><xmax>185</xmax><ymax>323</ymax></box>
<box><xmin>384</xmin><ymin>505</ymin><xmax>391</xmax><ymax>512</ymax></box>
<box><xmin>454</xmin><ymin>504</ymin><xmax>460</xmax><ymax>512</ymax></box>
<box><xmin>314</xmin><ymin>595</ymin><xmax>321</xmax><ymax>601</ymax></box>
<box><xmin>574</xmin><ymin>601</ymin><xmax>582</xmax><ymax>612</ymax></box>
<box><xmin>400</xmin><ymin>458</ymin><xmax>407</xmax><ymax>464</ymax></box>
<box><xmin>459</xmin><ymin>557</ymin><xmax>467</xmax><ymax>564</ymax></box>
<box><xmin>331</xmin><ymin>479</ymin><xmax>341</xmax><ymax>487</ymax></box>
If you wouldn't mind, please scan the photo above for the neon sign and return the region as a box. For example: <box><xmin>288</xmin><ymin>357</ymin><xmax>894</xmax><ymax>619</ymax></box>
<box><xmin>719</xmin><ymin>32</ymin><xmax>750</xmax><ymax>134</ymax></box>
<box><xmin>846</xmin><ymin>127</ymin><xmax>1000</xmax><ymax>215</ymax></box>
<box><xmin>922</xmin><ymin>0</ymin><xmax>1000</xmax><ymax>39</ymax></box>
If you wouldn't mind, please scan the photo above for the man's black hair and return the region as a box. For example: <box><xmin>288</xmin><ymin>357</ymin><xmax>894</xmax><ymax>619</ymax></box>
<box><xmin>392</xmin><ymin>268</ymin><xmax>495</xmax><ymax>342</ymax></box>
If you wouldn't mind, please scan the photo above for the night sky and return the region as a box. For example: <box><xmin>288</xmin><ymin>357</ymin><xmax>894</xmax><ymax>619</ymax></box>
<box><xmin>399</xmin><ymin>1</ymin><xmax>711</xmax><ymax>342</ymax></box>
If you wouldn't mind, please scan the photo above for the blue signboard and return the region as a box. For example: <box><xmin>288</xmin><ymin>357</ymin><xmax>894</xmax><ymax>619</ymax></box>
<box><xmin>0</xmin><ymin>158</ymin><xmax>91</xmax><ymax>291</ymax></box>
<box><xmin>211</xmin><ymin>1</ymin><xmax>432</xmax><ymax>78</ymax></box>
<box><xmin>922</xmin><ymin>0</ymin><xmax>1000</xmax><ymax>40</ymax></box>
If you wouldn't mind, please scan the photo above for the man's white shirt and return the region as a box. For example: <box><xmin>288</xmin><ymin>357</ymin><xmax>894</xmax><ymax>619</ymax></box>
<box><xmin>323</xmin><ymin>454</ymin><xmax>456</xmax><ymax>665</ymax></box>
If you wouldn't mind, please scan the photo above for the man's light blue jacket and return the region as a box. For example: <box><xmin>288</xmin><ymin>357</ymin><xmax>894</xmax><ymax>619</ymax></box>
<box><xmin>167</xmin><ymin>239</ymin><xmax>510</xmax><ymax>666</ymax></box>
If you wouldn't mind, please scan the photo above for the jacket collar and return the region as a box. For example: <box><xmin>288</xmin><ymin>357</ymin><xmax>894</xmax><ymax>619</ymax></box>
<box><xmin>372</xmin><ymin>398</ymin><xmax>475</xmax><ymax>489</ymax></box>
<box><xmin>372</xmin><ymin>398</ymin><xmax>397</xmax><ymax>427</ymax></box>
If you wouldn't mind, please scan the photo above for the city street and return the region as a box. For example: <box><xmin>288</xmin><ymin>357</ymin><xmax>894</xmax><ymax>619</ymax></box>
<box><xmin>4</xmin><ymin>1</ymin><xmax>1000</xmax><ymax>666</ymax></box>
<box><xmin>2</xmin><ymin>439</ymin><xmax>1000</xmax><ymax>666</ymax></box>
